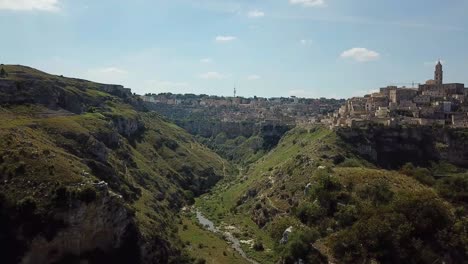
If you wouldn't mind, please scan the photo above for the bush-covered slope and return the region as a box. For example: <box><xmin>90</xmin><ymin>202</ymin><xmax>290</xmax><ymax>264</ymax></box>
<box><xmin>0</xmin><ymin>65</ymin><xmax>231</xmax><ymax>264</ymax></box>
<box><xmin>197</xmin><ymin>126</ymin><xmax>468</xmax><ymax>264</ymax></box>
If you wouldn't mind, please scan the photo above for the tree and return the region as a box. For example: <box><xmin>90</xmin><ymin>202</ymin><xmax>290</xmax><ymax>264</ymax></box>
<box><xmin>0</xmin><ymin>68</ymin><xmax>7</xmax><ymax>78</ymax></box>
<box><xmin>358</xmin><ymin>180</ymin><xmax>394</xmax><ymax>206</ymax></box>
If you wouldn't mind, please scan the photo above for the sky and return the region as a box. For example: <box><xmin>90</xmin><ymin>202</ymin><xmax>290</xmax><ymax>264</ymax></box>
<box><xmin>1</xmin><ymin>0</ymin><xmax>468</xmax><ymax>99</ymax></box>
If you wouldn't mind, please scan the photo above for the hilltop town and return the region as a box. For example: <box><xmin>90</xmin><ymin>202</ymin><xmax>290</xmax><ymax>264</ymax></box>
<box><xmin>325</xmin><ymin>61</ymin><xmax>468</xmax><ymax>128</ymax></box>
<box><xmin>140</xmin><ymin>93</ymin><xmax>344</xmax><ymax>125</ymax></box>
<box><xmin>140</xmin><ymin>61</ymin><xmax>468</xmax><ymax>129</ymax></box>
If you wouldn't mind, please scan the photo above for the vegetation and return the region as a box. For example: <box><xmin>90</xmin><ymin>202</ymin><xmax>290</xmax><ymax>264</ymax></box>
<box><xmin>1</xmin><ymin>65</ymin><xmax>467</xmax><ymax>264</ymax></box>
<box><xmin>0</xmin><ymin>65</ymin><xmax>230</xmax><ymax>263</ymax></box>
<box><xmin>196</xmin><ymin>125</ymin><xmax>467</xmax><ymax>264</ymax></box>
<box><xmin>0</xmin><ymin>67</ymin><xmax>7</xmax><ymax>78</ymax></box>
<box><xmin>177</xmin><ymin>215</ymin><xmax>248</xmax><ymax>264</ymax></box>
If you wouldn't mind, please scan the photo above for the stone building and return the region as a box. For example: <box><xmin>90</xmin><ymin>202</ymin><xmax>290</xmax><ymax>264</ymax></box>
<box><xmin>389</xmin><ymin>88</ymin><xmax>418</xmax><ymax>104</ymax></box>
<box><xmin>365</xmin><ymin>96</ymin><xmax>389</xmax><ymax>112</ymax></box>
<box><xmin>331</xmin><ymin>60</ymin><xmax>467</xmax><ymax>128</ymax></box>
<box><xmin>435</xmin><ymin>60</ymin><xmax>443</xmax><ymax>85</ymax></box>
<box><xmin>419</xmin><ymin>61</ymin><xmax>465</xmax><ymax>97</ymax></box>
<box><xmin>380</xmin><ymin>86</ymin><xmax>397</xmax><ymax>97</ymax></box>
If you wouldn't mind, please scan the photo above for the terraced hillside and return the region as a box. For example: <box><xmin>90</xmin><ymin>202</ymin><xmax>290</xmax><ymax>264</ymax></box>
<box><xmin>196</xmin><ymin>126</ymin><xmax>468</xmax><ymax>264</ymax></box>
<box><xmin>0</xmin><ymin>65</ymin><xmax>232</xmax><ymax>264</ymax></box>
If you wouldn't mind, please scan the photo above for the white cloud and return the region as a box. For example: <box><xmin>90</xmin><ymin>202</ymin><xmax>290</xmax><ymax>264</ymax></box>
<box><xmin>247</xmin><ymin>74</ymin><xmax>261</xmax><ymax>80</ymax></box>
<box><xmin>199</xmin><ymin>71</ymin><xmax>225</xmax><ymax>80</ymax></box>
<box><xmin>200</xmin><ymin>58</ymin><xmax>213</xmax><ymax>63</ymax></box>
<box><xmin>300</xmin><ymin>39</ymin><xmax>313</xmax><ymax>45</ymax></box>
<box><xmin>215</xmin><ymin>35</ymin><xmax>237</xmax><ymax>43</ymax></box>
<box><xmin>0</xmin><ymin>0</ymin><xmax>60</xmax><ymax>12</ymax></box>
<box><xmin>289</xmin><ymin>0</ymin><xmax>325</xmax><ymax>7</ymax></box>
<box><xmin>248</xmin><ymin>10</ymin><xmax>265</xmax><ymax>18</ymax></box>
<box><xmin>340</xmin><ymin>48</ymin><xmax>380</xmax><ymax>62</ymax></box>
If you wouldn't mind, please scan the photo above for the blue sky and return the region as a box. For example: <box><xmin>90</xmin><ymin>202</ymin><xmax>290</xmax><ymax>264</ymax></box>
<box><xmin>1</xmin><ymin>0</ymin><xmax>467</xmax><ymax>98</ymax></box>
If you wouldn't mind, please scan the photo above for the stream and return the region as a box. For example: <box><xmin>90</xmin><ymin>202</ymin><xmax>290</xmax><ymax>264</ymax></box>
<box><xmin>195</xmin><ymin>210</ymin><xmax>260</xmax><ymax>264</ymax></box>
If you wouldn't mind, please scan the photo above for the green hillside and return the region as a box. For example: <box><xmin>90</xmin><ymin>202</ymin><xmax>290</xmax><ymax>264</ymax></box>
<box><xmin>0</xmin><ymin>65</ymin><xmax>232</xmax><ymax>264</ymax></box>
<box><xmin>196</xmin><ymin>126</ymin><xmax>468</xmax><ymax>264</ymax></box>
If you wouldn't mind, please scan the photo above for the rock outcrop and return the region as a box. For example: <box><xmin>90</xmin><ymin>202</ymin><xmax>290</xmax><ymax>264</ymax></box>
<box><xmin>98</xmin><ymin>84</ymin><xmax>132</xmax><ymax>99</ymax></box>
<box><xmin>21</xmin><ymin>194</ymin><xmax>139</xmax><ymax>264</ymax></box>
<box><xmin>110</xmin><ymin>116</ymin><xmax>145</xmax><ymax>139</ymax></box>
<box><xmin>337</xmin><ymin>126</ymin><xmax>468</xmax><ymax>168</ymax></box>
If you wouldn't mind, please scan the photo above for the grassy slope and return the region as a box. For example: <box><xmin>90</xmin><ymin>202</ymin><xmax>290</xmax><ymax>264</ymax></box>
<box><xmin>178</xmin><ymin>214</ymin><xmax>249</xmax><ymax>264</ymax></box>
<box><xmin>196</xmin><ymin>126</ymin><xmax>458</xmax><ymax>263</ymax></box>
<box><xmin>0</xmin><ymin>65</ymin><xmax>232</xmax><ymax>262</ymax></box>
<box><xmin>196</xmin><ymin>127</ymin><xmax>339</xmax><ymax>263</ymax></box>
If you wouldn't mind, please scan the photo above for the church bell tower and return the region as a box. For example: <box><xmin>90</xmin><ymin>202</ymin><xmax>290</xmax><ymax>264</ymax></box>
<box><xmin>435</xmin><ymin>60</ymin><xmax>443</xmax><ymax>85</ymax></box>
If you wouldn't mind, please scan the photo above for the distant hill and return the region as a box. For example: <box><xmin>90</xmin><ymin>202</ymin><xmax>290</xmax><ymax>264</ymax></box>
<box><xmin>0</xmin><ymin>65</ymin><xmax>232</xmax><ymax>263</ymax></box>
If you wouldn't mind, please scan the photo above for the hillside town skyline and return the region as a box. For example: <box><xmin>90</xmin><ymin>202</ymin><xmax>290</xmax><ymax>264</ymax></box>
<box><xmin>140</xmin><ymin>60</ymin><xmax>468</xmax><ymax>128</ymax></box>
<box><xmin>139</xmin><ymin>60</ymin><xmax>461</xmax><ymax>100</ymax></box>
<box><xmin>325</xmin><ymin>61</ymin><xmax>468</xmax><ymax>128</ymax></box>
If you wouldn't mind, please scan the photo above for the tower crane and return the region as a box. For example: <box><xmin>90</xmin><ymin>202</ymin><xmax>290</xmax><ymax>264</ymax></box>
<box><xmin>389</xmin><ymin>82</ymin><xmax>421</xmax><ymax>88</ymax></box>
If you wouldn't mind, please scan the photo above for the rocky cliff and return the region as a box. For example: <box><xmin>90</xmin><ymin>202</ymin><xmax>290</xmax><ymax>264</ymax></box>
<box><xmin>337</xmin><ymin>125</ymin><xmax>468</xmax><ymax>168</ymax></box>
<box><xmin>0</xmin><ymin>65</ymin><xmax>231</xmax><ymax>263</ymax></box>
<box><xmin>20</xmin><ymin>193</ymin><xmax>139</xmax><ymax>264</ymax></box>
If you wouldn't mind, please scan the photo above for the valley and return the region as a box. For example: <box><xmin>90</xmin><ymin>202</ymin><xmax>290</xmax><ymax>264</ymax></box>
<box><xmin>171</xmin><ymin>123</ymin><xmax>468</xmax><ymax>263</ymax></box>
<box><xmin>0</xmin><ymin>65</ymin><xmax>466</xmax><ymax>264</ymax></box>
<box><xmin>3</xmin><ymin>2</ymin><xmax>468</xmax><ymax>263</ymax></box>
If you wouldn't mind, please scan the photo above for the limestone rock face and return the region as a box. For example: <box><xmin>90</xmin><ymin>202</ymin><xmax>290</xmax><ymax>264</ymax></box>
<box><xmin>85</xmin><ymin>136</ymin><xmax>109</xmax><ymax>163</ymax></box>
<box><xmin>251</xmin><ymin>202</ymin><xmax>279</xmax><ymax>228</ymax></box>
<box><xmin>280</xmin><ymin>226</ymin><xmax>293</xmax><ymax>244</ymax></box>
<box><xmin>21</xmin><ymin>195</ymin><xmax>138</xmax><ymax>264</ymax></box>
<box><xmin>337</xmin><ymin>127</ymin><xmax>438</xmax><ymax>168</ymax></box>
<box><xmin>111</xmin><ymin>116</ymin><xmax>145</xmax><ymax>138</ymax></box>
<box><xmin>337</xmin><ymin>126</ymin><xmax>468</xmax><ymax>168</ymax></box>
<box><xmin>98</xmin><ymin>84</ymin><xmax>132</xmax><ymax>99</ymax></box>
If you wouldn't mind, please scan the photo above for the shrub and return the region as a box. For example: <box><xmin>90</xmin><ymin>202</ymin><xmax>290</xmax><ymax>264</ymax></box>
<box><xmin>331</xmin><ymin>191</ymin><xmax>459</xmax><ymax>264</ymax></box>
<box><xmin>268</xmin><ymin>216</ymin><xmax>301</xmax><ymax>243</ymax></box>
<box><xmin>332</xmin><ymin>154</ymin><xmax>346</xmax><ymax>165</ymax></box>
<box><xmin>281</xmin><ymin>229</ymin><xmax>320</xmax><ymax>263</ymax></box>
<box><xmin>0</xmin><ymin>68</ymin><xmax>7</xmax><ymax>78</ymax></box>
<box><xmin>309</xmin><ymin>173</ymin><xmax>345</xmax><ymax>215</ymax></box>
<box><xmin>183</xmin><ymin>190</ymin><xmax>195</xmax><ymax>204</ymax></box>
<box><xmin>294</xmin><ymin>201</ymin><xmax>325</xmax><ymax>225</ymax></box>
<box><xmin>253</xmin><ymin>240</ymin><xmax>264</xmax><ymax>251</ymax></box>
<box><xmin>400</xmin><ymin>163</ymin><xmax>435</xmax><ymax>186</ymax></box>
<box><xmin>358</xmin><ymin>180</ymin><xmax>393</xmax><ymax>206</ymax></box>
<box><xmin>334</xmin><ymin>204</ymin><xmax>358</xmax><ymax>228</ymax></box>
<box><xmin>436</xmin><ymin>175</ymin><xmax>468</xmax><ymax>203</ymax></box>
<box><xmin>338</xmin><ymin>158</ymin><xmax>362</xmax><ymax>168</ymax></box>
